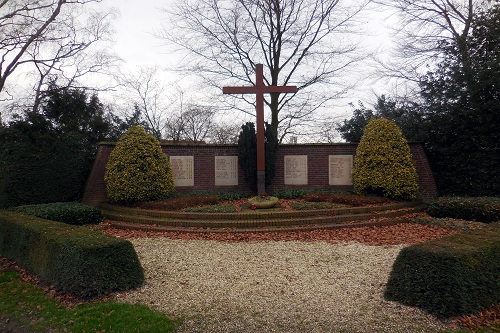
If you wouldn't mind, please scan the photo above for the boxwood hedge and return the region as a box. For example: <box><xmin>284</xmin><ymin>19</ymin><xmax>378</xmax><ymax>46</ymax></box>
<box><xmin>427</xmin><ymin>197</ymin><xmax>500</xmax><ymax>223</ymax></box>
<box><xmin>9</xmin><ymin>202</ymin><xmax>103</xmax><ymax>225</ymax></box>
<box><xmin>384</xmin><ymin>224</ymin><xmax>500</xmax><ymax>317</ymax></box>
<box><xmin>0</xmin><ymin>210</ymin><xmax>144</xmax><ymax>298</ymax></box>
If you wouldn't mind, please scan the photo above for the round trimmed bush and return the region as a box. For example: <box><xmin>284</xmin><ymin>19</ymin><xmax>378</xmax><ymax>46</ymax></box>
<box><xmin>352</xmin><ymin>118</ymin><xmax>419</xmax><ymax>200</ymax></box>
<box><xmin>104</xmin><ymin>126</ymin><xmax>175</xmax><ymax>203</ymax></box>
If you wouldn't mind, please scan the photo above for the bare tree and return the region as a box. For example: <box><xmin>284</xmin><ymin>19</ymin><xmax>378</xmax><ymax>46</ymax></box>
<box><xmin>182</xmin><ymin>105</ymin><xmax>216</xmax><ymax>143</ymax></box>
<box><xmin>29</xmin><ymin>8</ymin><xmax>119</xmax><ymax>113</ymax></box>
<box><xmin>164</xmin><ymin>109</ymin><xmax>186</xmax><ymax>143</ymax></box>
<box><xmin>159</xmin><ymin>0</ymin><xmax>369</xmax><ymax>140</ymax></box>
<box><xmin>376</xmin><ymin>0</ymin><xmax>496</xmax><ymax>83</ymax></box>
<box><xmin>119</xmin><ymin>66</ymin><xmax>169</xmax><ymax>139</ymax></box>
<box><xmin>0</xmin><ymin>0</ymin><xmax>116</xmax><ymax>102</ymax></box>
<box><xmin>209</xmin><ymin>122</ymin><xmax>240</xmax><ymax>144</ymax></box>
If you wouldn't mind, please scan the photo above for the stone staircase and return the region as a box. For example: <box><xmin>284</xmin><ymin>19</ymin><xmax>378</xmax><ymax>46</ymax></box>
<box><xmin>100</xmin><ymin>201</ymin><xmax>426</xmax><ymax>233</ymax></box>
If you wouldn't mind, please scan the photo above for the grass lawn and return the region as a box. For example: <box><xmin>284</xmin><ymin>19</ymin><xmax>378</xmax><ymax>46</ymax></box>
<box><xmin>0</xmin><ymin>270</ymin><xmax>177</xmax><ymax>333</ymax></box>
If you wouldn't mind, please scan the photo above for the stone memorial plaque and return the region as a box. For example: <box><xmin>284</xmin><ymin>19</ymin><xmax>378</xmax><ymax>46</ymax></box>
<box><xmin>284</xmin><ymin>155</ymin><xmax>308</xmax><ymax>185</ymax></box>
<box><xmin>169</xmin><ymin>156</ymin><xmax>194</xmax><ymax>187</ymax></box>
<box><xmin>329</xmin><ymin>155</ymin><xmax>353</xmax><ymax>185</ymax></box>
<box><xmin>215</xmin><ymin>156</ymin><xmax>238</xmax><ymax>186</ymax></box>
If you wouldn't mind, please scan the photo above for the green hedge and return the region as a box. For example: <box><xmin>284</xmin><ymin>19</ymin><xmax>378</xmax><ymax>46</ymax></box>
<box><xmin>0</xmin><ymin>125</ymin><xmax>93</xmax><ymax>209</ymax></box>
<box><xmin>427</xmin><ymin>197</ymin><xmax>500</xmax><ymax>223</ymax></box>
<box><xmin>0</xmin><ymin>211</ymin><xmax>144</xmax><ymax>298</ymax></box>
<box><xmin>385</xmin><ymin>224</ymin><xmax>500</xmax><ymax>317</ymax></box>
<box><xmin>9</xmin><ymin>202</ymin><xmax>103</xmax><ymax>225</ymax></box>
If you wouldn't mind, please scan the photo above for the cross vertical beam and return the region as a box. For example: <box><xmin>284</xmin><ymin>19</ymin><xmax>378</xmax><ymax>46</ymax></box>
<box><xmin>255</xmin><ymin>65</ymin><xmax>265</xmax><ymax>195</ymax></box>
<box><xmin>223</xmin><ymin>64</ymin><xmax>297</xmax><ymax>196</ymax></box>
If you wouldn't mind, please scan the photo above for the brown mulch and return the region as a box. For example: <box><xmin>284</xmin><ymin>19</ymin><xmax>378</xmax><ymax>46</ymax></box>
<box><xmin>454</xmin><ymin>303</ymin><xmax>500</xmax><ymax>331</ymax></box>
<box><xmin>98</xmin><ymin>220</ymin><xmax>457</xmax><ymax>246</ymax></box>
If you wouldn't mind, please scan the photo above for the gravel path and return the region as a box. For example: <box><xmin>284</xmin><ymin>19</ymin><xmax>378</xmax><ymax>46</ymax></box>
<box><xmin>116</xmin><ymin>238</ymin><xmax>450</xmax><ymax>333</ymax></box>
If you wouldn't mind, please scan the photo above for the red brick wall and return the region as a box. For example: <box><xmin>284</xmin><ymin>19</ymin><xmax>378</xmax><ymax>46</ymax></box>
<box><xmin>81</xmin><ymin>142</ymin><xmax>437</xmax><ymax>206</ymax></box>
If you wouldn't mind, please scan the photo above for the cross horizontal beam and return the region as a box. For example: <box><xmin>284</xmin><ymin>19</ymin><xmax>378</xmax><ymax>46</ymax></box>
<box><xmin>222</xmin><ymin>85</ymin><xmax>298</xmax><ymax>94</ymax></box>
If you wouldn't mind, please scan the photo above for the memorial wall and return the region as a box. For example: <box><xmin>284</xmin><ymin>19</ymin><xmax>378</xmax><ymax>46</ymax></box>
<box><xmin>82</xmin><ymin>142</ymin><xmax>437</xmax><ymax>206</ymax></box>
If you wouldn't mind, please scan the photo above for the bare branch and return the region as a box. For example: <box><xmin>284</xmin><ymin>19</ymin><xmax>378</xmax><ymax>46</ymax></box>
<box><xmin>374</xmin><ymin>0</ymin><xmax>489</xmax><ymax>84</ymax></box>
<box><xmin>158</xmin><ymin>0</ymin><xmax>368</xmax><ymax>137</ymax></box>
<box><xmin>0</xmin><ymin>0</ymin><xmax>115</xmax><ymax>104</ymax></box>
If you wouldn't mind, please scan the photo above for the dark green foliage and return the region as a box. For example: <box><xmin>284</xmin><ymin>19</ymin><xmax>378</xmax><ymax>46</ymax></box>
<box><xmin>339</xmin><ymin>8</ymin><xmax>500</xmax><ymax>197</ymax></box>
<box><xmin>130</xmin><ymin>195</ymin><xmax>219</xmax><ymax>211</ymax></box>
<box><xmin>41</xmin><ymin>86</ymin><xmax>119</xmax><ymax>147</ymax></box>
<box><xmin>421</xmin><ymin>7</ymin><xmax>500</xmax><ymax>196</ymax></box>
<box><xmin>0</xmin><ymin>211</ymin><xmax>144</xmax><ymax>298</ymax></box>
<box><xmin>427</xmin><ymin>197</ymin><xmax>500</xmax><ymax>223</ymax></box>
<box><xmin>337</xmin><ymin>96</ymin><xmax>425</xmax><ymax>143</ymax></box>
<box><xmin>336</xmin><ymin>103</ymin><xmax>373</xmax><ymax>142</ymax></box>
<box><xmin>264</xmin><ymin>122</ymin><xmax>279</xmax><ymax>186</ymax></box>
<box><xmin>237</xmin><ymin>122</ymin><xmax>279</xmax><ymax>192</ymax></box>
<box><xmin>238</xmin><ymin>122</ymin><xmax>257</xmax><ymax>191</ymax></box>
<box><xmin>418</xmin><ymin>8</ymin><xmax>500</xmax><ymax>196</ymax></box>
<box><xmin>304</xmin><ymin>193</ymin><xmax>392</xmax><ymax>206</ymax></box>
<box><xmin>385</xmin><ymin>225</ymin><xmax>500</xmax><ymax>317</ymax></box>
<box><xmin>9</xmin><ymin>202</ymin><xmax>103</xmax><ymax>226</ymax></box>
<box><xmin>0</xmin><ymin>86</ymin><xmax>123</xmax><ymax>208</ymax></box>
<box><xmin>0</xmin><ymin>115</ymin><xmax>92</xmax><ymax>207</ymax></box>
<box><xmin>290</xmin><ymin>201</ymin><xmax>333</xmax><ymax>210</ymax></box>
<box><xmin>271</xmin><ymin>188</ymin><xmax>309</xmax><ymax>199</ymax></box>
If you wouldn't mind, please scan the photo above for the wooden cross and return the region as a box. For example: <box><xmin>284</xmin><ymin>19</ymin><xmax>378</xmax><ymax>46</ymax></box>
<box><xmin>223</xmin><ymin>64</ymin><xmax>298</xmax><ymax>196</ymax></box>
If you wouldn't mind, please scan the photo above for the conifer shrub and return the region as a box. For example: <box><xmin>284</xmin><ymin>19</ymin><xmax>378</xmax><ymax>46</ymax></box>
<box><xmin>237</xmin><ymin>122</ymin><xmax>278</xmax><ymax>192</ymax></box>
<box><xmin>352</xmin><ymin>118</ymin><xmax>419</xmax><ymax>200</ymax></box>
<box><xmin>105</xmin><ymin>126</ymin><xmax>175</xmax><ymax>203</ymax></box>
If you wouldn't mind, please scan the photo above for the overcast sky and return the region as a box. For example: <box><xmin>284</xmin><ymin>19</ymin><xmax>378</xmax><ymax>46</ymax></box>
<box><xmin>105</xmin><ymin>0</ymin><xmax>397</xmax><ymax>98</ymax></box>
<box><xmin>106</xmin><ymin>0</ymin><xmax>175</xmax><ymax>68</ymax></box>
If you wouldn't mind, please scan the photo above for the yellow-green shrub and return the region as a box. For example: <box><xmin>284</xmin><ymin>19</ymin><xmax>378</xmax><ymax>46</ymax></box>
<box><xmin>105</xmin><ymin>126</ymin><xmax>175</xmax><ymax>203</ymax></box>
<box><xmin>352</xmin><ymin>118</ymin><xmax>419</xmax><ymax>200</ymax></box>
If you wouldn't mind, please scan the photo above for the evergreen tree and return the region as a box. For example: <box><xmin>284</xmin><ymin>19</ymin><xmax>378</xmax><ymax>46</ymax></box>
<box><xmin>420</xmin><ymin>6</ymin><xmax>500</xmax><ymax>195</ymax></box>
<box><xmin>337</xmin><ymin>96</ymin><xmax>425</xmax><ymax>143</ymax></box>
<box><xmin>0</xmin><ymin>86</ymin><xmax>123</xmax><ymax>207</ymax></box>
<box><xmin>340</xmin><ymin>7</ymin><xmax>500</xmax><ymax>196</ymax></box>
<box><xmin>238</xmin><ymin>122</ymin><xmax>278</xmax><ymax>192</ymax></box>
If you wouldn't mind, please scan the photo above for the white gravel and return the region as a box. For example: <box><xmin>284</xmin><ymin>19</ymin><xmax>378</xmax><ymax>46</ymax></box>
<box><xmin>116</xmin><ymin>238</ymin><xmax>450</xmax><ymax>333</ymax></box>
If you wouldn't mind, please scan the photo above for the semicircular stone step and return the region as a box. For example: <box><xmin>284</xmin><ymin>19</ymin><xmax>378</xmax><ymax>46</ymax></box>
<box><xmin>100</xmin><ymin>201</ymin><xmax>425</xmax><ymax>232</ymax></box>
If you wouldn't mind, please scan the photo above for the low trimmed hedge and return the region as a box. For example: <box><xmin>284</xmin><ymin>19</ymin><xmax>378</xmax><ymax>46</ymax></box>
<box><xmin>385</xmin><ymin>224</ymin><xmax>500</xmax><ymax>317</ymax></box>
<box><xmin>304</xmin><ymin>193</ymin><xmax>392</xmax><ymax>206</ymax></box>
<box><xmin>0</xmin><ymin>210</ymin><xmax>144</xmax><ymax>298</ymax></box>
<box><xmin>426</xmin><ymin>197</ymin><xmax>500</xmax><ymax>223</ymax></box>
<box><xmin>9</xmin><ymin>202</ymin><xmax>103</xmax><ymax>226</ymax></box>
